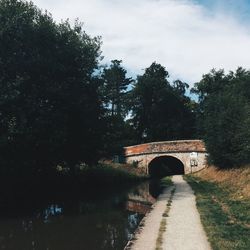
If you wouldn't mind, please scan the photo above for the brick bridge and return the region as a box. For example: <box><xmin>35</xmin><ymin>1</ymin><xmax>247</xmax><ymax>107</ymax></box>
<box><xmin>124</xmin><ymin>140</ymin><xmax>207</xmax><ymax>176</ymax></box>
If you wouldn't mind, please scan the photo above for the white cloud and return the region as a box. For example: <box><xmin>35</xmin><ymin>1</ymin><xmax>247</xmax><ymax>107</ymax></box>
<box><xmin>33</xmin><ymin>0</ymin><xmax>250</xmax><ymax>84</ymax></box>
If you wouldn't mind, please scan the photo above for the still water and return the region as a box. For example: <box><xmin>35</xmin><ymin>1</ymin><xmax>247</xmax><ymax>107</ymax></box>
<box><xmin>0</xmin><ymin>180</ymin><xmax>162</xmax><ymax>250</ymax></box>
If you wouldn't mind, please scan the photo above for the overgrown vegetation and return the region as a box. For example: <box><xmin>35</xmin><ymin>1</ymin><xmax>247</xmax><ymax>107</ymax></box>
<box><xmin>0</xmin><ymin>163</ymin><xmax>145</xmax><ymax>201</ymax></box>
<box><xmin>185</xmin><ymin>168</ymin><xmax>250</xmax><ymax>250</ymax></box>
<box><xmin>192</xmin><ymin>69</ymin><xmax>250</xmax><ymax>168</ymax></box>
<box><xmin>160</xmin><ymin>176</ymin><xmax>173</xmax><ymax>189</ymax></box>
<box><xmin>130</xmin><ymin>63</ymin><xmax>196</xmax><ymax>143</ymax></box>
<box><xmin>78</xmin><ymin>163</ymin><xmax>147</xmax><ymax>184</ymax></box>
<box><xmin>0</xmin><ymin>0</ymin><xmax>103</xmax><ymax>176</ymax></box>
<box><xmin>193</xmin><ymin>166</ymin><xmax>250</xmax><ymax>199</ymax></box>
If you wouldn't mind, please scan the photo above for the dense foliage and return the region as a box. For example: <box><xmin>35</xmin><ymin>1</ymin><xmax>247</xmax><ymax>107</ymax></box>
<box><xmin>130</xmin><ymin>62</ymin><xmax>196</xmax><ymax>143</ymax></box>
<box><xmin>100</xmin><ymin>60</ymin><xmax>135</xmax><ymax>156</ymax></box>
<box><xmin>0</xmin><ymin>0</ymin><xmax>103</xmax><ymax>175</ymax></box>
<box><xmin>193</xmin><ymin>68</ymin><xmax>250</xmax><ymax>168</ymax></box>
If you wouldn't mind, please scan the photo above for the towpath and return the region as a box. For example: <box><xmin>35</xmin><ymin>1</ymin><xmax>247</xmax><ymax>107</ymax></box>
<box><xmin>129</xmin><ymin>175</ymin><xmax>211</xmax><ymax>250</ymax></box>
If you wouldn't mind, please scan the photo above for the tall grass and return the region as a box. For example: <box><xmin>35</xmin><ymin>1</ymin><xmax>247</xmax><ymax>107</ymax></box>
<box><xmin>185</xmin><ymin>173</ymin><xmax>250</xmax><ymax>250</ymax></box>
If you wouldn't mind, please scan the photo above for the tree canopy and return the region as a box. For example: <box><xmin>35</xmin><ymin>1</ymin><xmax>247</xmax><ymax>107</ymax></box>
<box><xmin>130</xmin><ymin>62</ymin><xmax>196</xmax><ymax>143</ymax></box>
<box><xmin>192</xmin><ymin>68</ymin><xmax>250</xmax><ymax>168</ymax></box>
<box><xmin>0</xmin><ymin>0</ymin><xmax>103</xmax><ymax>175</ymax></box>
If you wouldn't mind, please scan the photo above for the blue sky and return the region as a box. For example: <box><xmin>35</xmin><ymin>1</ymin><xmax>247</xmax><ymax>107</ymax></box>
<box><xmin>197</xmin><ymin>0</ymin><xmax>250</xmax><ymax>20</ymax></box>
<box><xmin>33</xmin><ymin>0</ymin><xmax>250</xmax><ymax>85</ymax></box>
<box><xmin>197</xmin><ymin>0</ymin><xmax>250</xmax><ymax>12</ymax></box>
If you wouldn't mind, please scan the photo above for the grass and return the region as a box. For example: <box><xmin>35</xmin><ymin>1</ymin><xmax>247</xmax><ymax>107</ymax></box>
<box><xmin>160</xmin><ymin>176</ymin><xmax>173</xmax><ymax>188</ymax></box>
<box><xmin>0</xmin><ymin>163</ymin><xmax>147</xmax><ymax>201</ymax></box>
<box><xmin>193</xmin><ymin>166</ymin><xmax>250</xmax><ymax>199</ymax></box>
<box><xmin>78</xmin><ymin>163</ymin><xmax>146</xmax><ymax>184</ymax></box>
<box><xmin>185</xmin><ymin>167</ymin><xmax>250</xmax><ymax>250</ymax></box>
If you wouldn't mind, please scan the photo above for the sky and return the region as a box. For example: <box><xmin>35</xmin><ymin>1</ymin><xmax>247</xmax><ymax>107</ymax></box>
<box><xmin>33</xmin><ymin>0</ymin><xmax>250</xmax><ymax>85</ymax></box>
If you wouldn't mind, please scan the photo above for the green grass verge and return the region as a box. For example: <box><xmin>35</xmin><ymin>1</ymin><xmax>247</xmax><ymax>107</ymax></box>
<box><xmin>185</xmin><ymin>175</ymin><xmax>250</xmax><ymax>250</ymax></box>
<box><xmin>160</xmin><ymin>176</ymin><xmax>173</xmax><ymax>188</ymax></box>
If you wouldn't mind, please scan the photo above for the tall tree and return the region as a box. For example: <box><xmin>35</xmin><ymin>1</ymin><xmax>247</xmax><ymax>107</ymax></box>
<box><xmin>102</xmin><ymin>60</ymin><xmax>132</xmax><ymax>118</ymax></box>
<box><xmin>192</xmin><ymin>68</ymin><xmax>250</xmax><ymax>168</ymax></box>
<box><xmin>0</xmin><ymin>0</ymin><xmax>103</xmax><ymax>175</ymax></box>
<box><xmin>131</xmin><ymin>62</ymin><xmax>196</xmax><ymax>143</ymax></box>
<box><xmin>101</xmin><ymin>60</ymin><xmax>134</xmax><ymax>156</ymax></box>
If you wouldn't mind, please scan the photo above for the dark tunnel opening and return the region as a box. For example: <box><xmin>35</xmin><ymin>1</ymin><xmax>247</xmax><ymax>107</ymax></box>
<box><xmin>148</xmin><ymin>156</ymin><xmax>184</xmax><ymax>178</ymax></box>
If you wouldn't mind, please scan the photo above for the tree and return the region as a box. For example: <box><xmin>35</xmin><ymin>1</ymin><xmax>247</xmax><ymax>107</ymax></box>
<box><xmin>0</xmin><ymin>0</ymin><xmax>103</xmax><ymax>175</ymax></box>
<box><xmin>102</xmin><ymin>60</ymin><xmax>132</xmax><ymax>118</ymax></box>
<box><xmin>173</xmin><ymin>80</ymin><xmax>189</xmax><ymax>96</ymax></box>
<box><xmin>101</xmin><ymin>60</ymin><xmax>134</xmax><ymax>156</ymax></box>
<box><xmin>193</xmin><ymin>68</ymin><xmax>250</xmax><ymax>168</ymax></box>
<box><xmin>131</xmin><ymin>62</ymin><xmax>196</xmax><ymax>143</ymax></box>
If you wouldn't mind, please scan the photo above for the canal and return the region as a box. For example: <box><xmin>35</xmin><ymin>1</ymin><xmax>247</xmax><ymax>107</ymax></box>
<box><xmin>0</xmin><ymin>180</ymin><xmax>163</xmax><ymax>250</ymax></box>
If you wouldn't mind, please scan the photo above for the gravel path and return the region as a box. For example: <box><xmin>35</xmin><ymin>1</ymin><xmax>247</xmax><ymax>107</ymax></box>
<box><xmin>162</xmin><ymin>175</ymin><xmax>211</xmax><ymax>250</ymax></box>
<box><xmin>129</xmin><ymin>175</ymin><xmax>211</xmax><ymax>250</ymax></box>
<box><xmin>129</xmin><ymin>186</ymin><xmax>173</xmax><ymax>250</ymax></box>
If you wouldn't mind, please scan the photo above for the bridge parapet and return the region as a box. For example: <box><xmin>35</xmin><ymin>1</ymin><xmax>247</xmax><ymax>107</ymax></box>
<box><xmin>124</xmin><ymin>140</ymin><xmax>206</xmax><ymax>156</ymax></box>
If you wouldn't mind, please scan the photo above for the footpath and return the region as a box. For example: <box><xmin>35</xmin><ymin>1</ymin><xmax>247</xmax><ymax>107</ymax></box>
<box><xmin>128</xmin><ymin>175</ymin><xmax>211</xmax><ymax>250</ymax></box>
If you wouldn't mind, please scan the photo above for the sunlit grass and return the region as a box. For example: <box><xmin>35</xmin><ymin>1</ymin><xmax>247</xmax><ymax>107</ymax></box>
<box><xmin>185</xmin><ymin>175</ymin><xmax>250</xmax><ymax>250</ymax></box>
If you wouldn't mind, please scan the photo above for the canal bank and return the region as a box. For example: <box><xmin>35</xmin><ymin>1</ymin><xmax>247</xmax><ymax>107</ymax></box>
<box><xmin>125</xmin><ymin>184</ymin><xmax>174</xmax><ymax>250</ymax></box>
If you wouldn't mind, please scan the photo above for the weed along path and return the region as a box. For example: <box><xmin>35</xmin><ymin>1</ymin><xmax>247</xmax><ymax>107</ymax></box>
<box><xmin>128</xmin><ymin>175</ymin><xmax>211</xmax><ymax>250</ymax></box>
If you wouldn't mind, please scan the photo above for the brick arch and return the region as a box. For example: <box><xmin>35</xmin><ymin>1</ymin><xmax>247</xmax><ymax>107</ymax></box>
<box><xmin>148</xmin><ymin>154</ymin><xmax>185</xmax><ymax>166</ymax></box>
<box><xmin>148</xmin><ymin>155</ymin><xmax>185</xmax><ymax>177</ymax></box>
<box><xmin>146</xmin><ymin>153</ymin><xmax>188</xmax><ymax>174</ymax></box>
<box><xmin>124</xmin><ymin>140</ymin><xmax>207</xmax><ymax>175</ymax></box>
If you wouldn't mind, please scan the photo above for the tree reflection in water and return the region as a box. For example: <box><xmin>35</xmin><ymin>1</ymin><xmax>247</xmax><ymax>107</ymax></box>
<box><xmin>0</xmin><ymin>180</ymin><xmax>162</xmax><ymax>250</ymax></box>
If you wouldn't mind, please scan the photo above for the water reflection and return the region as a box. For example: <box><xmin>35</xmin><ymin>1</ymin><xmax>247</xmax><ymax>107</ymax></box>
<box><xmin>126</xmin><ymin>182</ymin><xmax>157</xmax><ymax>215</ymax></box>
<box><xmin>0</xmin><ymin>180</ymin><xmax>162</xmax><ymax>250</ymax></box>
